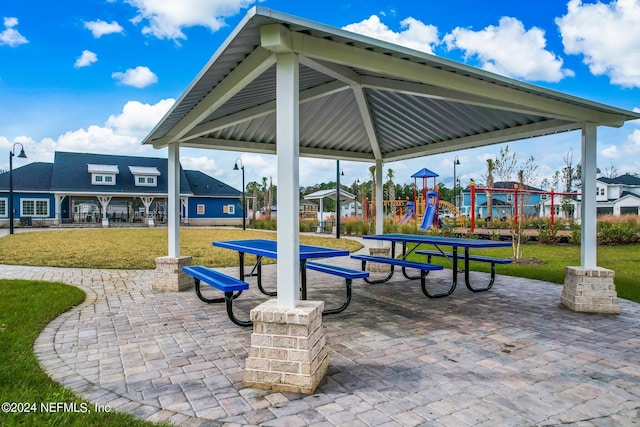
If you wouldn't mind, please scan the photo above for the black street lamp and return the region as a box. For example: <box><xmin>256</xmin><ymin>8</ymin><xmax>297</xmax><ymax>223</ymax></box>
<box><xmin>9</xmin><ymin>143</ymin><xmax>27</xmax><ymax>235</ymax></box>
<box><xmin>233</xmin><ymin>158</ymin><xmax>246</xmax><ymax>230</ymax></box>
<box><xmin>453</xmin><ymin>156</ymin><xmax>460</xmax><ymax>210</ymax></box>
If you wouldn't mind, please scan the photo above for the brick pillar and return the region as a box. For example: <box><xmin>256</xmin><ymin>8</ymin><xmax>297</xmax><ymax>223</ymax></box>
<box><xmin>244</xmin><ymin>299</ymin><xmax>327</xmax><ymax>394</ymax></box>
<box><xmin>153</xmin><ymin>256</ymin><xmax>193</xmax><ymax>292</ymax></box>
<box><xmin>561</xmin><ymin>266</ymin><xmax>620</xmax><ymax>314</ymax></box>
<box><xmin>368</xmin><ymin>247</ymin><xmax>391</xmax><ymax>272</ymax></box>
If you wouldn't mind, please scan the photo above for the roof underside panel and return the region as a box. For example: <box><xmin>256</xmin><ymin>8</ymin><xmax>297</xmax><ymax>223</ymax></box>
<box><xmin>366</xmin><ymin>89</ymin><xmax>548</xmax><ymax>154</ymax></box>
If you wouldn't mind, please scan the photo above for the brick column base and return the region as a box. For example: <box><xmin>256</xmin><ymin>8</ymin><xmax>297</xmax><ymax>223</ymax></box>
<box><xmin>368</xmin><ymin>247</ymin><xmax>391</xmax><ymax>272</ymax></box>
<box><xmin>244</xmin><ymin>299</ymin><xmax>328</xmax><ymax>394</ymax></box>
<box><xmin>153</xmin><ymin>256</ymin><xmax>193</xmax><ymax>292</ymax></box>
<box><xmin>561</xmin><ymin>266</ymin><xmax>620</xmax><ymax>314</ymax></box>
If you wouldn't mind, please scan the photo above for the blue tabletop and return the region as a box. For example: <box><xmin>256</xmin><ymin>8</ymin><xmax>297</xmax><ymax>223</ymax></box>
<box><xmin>212</xmin><ymin>239</ymin><xmax>350</xmax><ymax>259</ymax></box>
<box><xmin>363</xmin><ymin>234</ymin><xmax>511</xmax><ymax>248</ymax></box>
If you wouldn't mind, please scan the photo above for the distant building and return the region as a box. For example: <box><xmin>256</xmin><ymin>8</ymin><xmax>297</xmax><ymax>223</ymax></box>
<box><xmin>539</xmin><ymin>173</ymin><xmax>640</xmax><ymax>219</ymax></box>
<box><xmin>460</xmin><ymin>181</ymin><xmax>546</xmax><ymax>219</ymax></box>
<box><xmin>0</xmin><ymin>151</ymin><xmax>243</xmax><ymax>227</ymax></box>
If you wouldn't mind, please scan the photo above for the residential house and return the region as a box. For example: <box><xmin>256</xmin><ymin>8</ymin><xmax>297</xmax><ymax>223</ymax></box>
<box><xmin>460</xmin><ymin>181</ymin><xmax>546</xmax><ymax>220</ymax></box>
<box><xmin>0</xmin><ymin>151</ymin><xmax>243</xmax><ymax>227</ymax></box>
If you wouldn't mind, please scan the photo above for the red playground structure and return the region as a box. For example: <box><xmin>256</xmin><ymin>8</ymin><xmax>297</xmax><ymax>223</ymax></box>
<box><xmin>469</xmin><ymin>181</ymin><xmax>580</xmax><ymax>232</ymax></box>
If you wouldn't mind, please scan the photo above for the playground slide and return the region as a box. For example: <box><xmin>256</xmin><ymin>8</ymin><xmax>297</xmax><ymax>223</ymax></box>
<box><xmin>399</xmin><ymin>212</ymin><xmax>412</xmax><ymax>224</ymax></box>
<box><xmin>420</xmin><ymin>202</ymin><xmax>437</xmax><ymax>230</ymax></box>
<box><xmin>420</xmin><ymin>190</ymin><xmax>439</xmax><ymax>230</ymax></box>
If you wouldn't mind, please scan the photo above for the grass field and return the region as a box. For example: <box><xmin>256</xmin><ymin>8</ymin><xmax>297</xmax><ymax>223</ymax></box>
<box><xmin>0</xmin><ymin>279</ymin><xmax>170</xmax><ymax>427</ymax></box>
<box><xmin>0</xmin><ymin>227</ymin><xmax>637</xmax><ymax>302</ymax></box>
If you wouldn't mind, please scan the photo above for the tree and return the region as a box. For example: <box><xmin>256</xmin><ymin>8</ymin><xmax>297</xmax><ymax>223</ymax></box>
<box><xmin>494</xmin><ymin>145</ymin><xmax>518</xmax><ymax>183</ymax></box>
<box><xmin>485</xmin><ymin>158</ymin><xmax>495</xmax><ymax>222</ymax></box>
<box><xmin>368</xmin><ymin>165</ymin><xmax>376</xmax><ymax>218</ymax></box>
<box><xmin>246</xmin><ymin>181</ymin><xmax>261</xmax><ymax>220</ymax></box>
<box><xmin>387</xmin><ymin>168</ymin><xmax>396</xmax><ymax>216</ymax></box>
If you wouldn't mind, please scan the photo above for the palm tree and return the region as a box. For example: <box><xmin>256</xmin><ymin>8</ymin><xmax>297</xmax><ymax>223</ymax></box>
<box><xmin>387</xmin><ymin>168</ymin><xmax>396</xmax><ymax>216</ymax></box>
<box><xmin>246</xmin><ymin>181</ymin><xmax>260</xmax><ymax>220</ymax></box>
<box><xmin>486</xmin><ymin>159</ymin><xmax>495</xmax><ymax>222</ymax></box>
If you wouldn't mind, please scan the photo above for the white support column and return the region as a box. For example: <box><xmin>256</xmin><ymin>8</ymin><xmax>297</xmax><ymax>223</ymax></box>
<box><xmin>276</xmin><ymin>52</ymin><xmax>300</xmax><ymax>309</ymax></box>
<box><xmin>96</xmin><ymin>196</ymin><xmax>112</xmax><ymax>227</ymax></box>
<box><xmin>168</xmin><ymin>143</ymin><xmax>180</xmax><ymax>258</ymax></box>
<box><xmin>141</xmin><ymin>197</ymin><xmax>154</xmax><ymax>226</ymax></box>
<box><xmin>561</xmin><ymin>123</ymin><xmax>619</xmax><ymax>314</ymax></box>
<box><xmin>375</xmin><ymin>159</ymin><xmax>384</xmax><ymax>236</ymax></box>
<box><xmin>581</xmin><ymin>123</ymin><xmax>597</xmax><ymax>269</ymax></box>
<box><xmin>54</xmin><ymin>194</ymin><xmax>66</xmax><ymax>226</ymax></box>
<box><xmin>181</xmin><ymin>197</ymin><xmax>189</xmax><ymax>225</ymax></box>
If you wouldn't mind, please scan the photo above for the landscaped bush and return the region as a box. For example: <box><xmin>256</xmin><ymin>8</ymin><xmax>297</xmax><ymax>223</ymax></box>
<box><xmin>597</xmin><ymin>222</ymin><xmax>639</xmax><ymax>245</ymax></box>
<box><xmin>251</xmin><ymin>219</ymin><xmax>277</xmax><ymax>230</ymax></box>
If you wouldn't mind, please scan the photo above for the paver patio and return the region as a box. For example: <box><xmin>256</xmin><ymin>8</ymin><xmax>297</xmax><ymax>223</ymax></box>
<box><xmin>1</xmin><ymin>243</ymin><xmax>639</xmax><ymax>426</ymax></box>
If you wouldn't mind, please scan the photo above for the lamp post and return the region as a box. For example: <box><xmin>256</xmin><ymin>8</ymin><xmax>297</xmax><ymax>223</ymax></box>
<box><xmin>9</xmin><ymin>143</ymin><xmax>27</xmax><ymax>235</ymax></box>
<box><xmin>233</xmin><ymin>158</ymin><xmax>246</xmax><ymax>230</ymax></box>
<box><xmin>453</xmin><ymin>156</ymin><xmax>460</xmax><ymax>210</ymax></box>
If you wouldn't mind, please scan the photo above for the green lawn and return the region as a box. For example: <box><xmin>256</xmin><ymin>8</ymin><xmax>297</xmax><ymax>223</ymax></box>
<box><xmin>0</xmin><ymin>279</ymin><xmax>169</xmax><ymax>427</ymax></box>
<box><xmin>406</xmin><ymin>243</ymin><xmax>640</xmax><ymax>303</ymax></box>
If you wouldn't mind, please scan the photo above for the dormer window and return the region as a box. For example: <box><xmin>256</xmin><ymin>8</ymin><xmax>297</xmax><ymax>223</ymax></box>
<box><xmin>88</xmin><ymin>164</ymin><xmax>119</xmax><ymax>185</ymax></box>
<box><xmin>129</xmin><ymin>166</ymin><xmax>160</xmax><ymax>187</ymax></box>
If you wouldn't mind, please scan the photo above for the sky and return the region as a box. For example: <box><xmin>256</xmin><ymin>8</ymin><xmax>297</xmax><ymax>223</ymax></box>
<box><xmin>1</xmin><ymin>0</ymin><xmax>639</xmax><ymax>193</ymax></box>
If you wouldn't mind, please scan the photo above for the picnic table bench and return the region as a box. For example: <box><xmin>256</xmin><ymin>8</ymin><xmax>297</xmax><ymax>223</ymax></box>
<box><xmin>415</xmin><ymin>249</ymin><xmax>512</xmax><ymax>291</ymax></box>
<box><xmin>182</xmin><ymin>265</ymin><xmax>252</xmax><ymax>327</ymax></box>
<box><xmin>350</xmin><ymin>254</ymin><xmax>445</xmax><ymax>298</ymax></box>
<box><xmin>306</xmin><ymin>262</ymin><xmax>369</xmax><ymax>314</ymax></box>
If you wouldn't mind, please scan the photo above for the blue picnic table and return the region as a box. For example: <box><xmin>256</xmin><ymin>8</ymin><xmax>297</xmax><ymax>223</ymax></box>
<box><xmin>361</xmin><ymin>234</ymin><xmax>512</xmax><ymax>298</ymax></box>
<box><xmin>212</xmin><ymin>239</ymin><xmax>349</xmax><ymax>299</ymax></box>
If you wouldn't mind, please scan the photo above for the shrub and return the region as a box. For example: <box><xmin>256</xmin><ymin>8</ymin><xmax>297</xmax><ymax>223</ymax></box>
<box><xmin>597</xmin><ymin>222</ymin><xmax>639</xmax><ymax>245</ymax></box>
<box><xmin>537</xmin><ymin>223</ymin><xmax>558</xmax><ymax>245</ymax></box>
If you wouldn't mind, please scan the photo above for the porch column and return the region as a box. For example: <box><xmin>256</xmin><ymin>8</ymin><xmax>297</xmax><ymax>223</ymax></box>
<box><xmin>96</xmin><ymin>196</ymin><xmax>111</xmax><ymax>227</ymax></box>
<box><xmin>141</xmin><ymin>197</ymin><xmax>154</xmax><ymax>226</ymax></box>
<box><xmin>54</xmin><ymin>194</ymin><xmax>66</xmax><ymax>226</ymax></box>
<box><xmin>153</xmin><ymin>142</ymin><xmax>193</xmax><ymax>292</ymax></box>
<box><xmin>561</xmin><ymin>123</ymin><xmax>619</xmax><ymax>314</ymax></box>
<box><xmin>180</xmin><ymin>197</ymin><xmax>189</xmax><ymax>225</ymax></box>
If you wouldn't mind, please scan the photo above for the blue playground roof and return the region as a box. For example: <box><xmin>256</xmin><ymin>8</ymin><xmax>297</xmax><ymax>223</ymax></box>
<box><xmin>411</xmin><ymin>168</ymin><xmax>439</xmax><ymax>178</ymax></box>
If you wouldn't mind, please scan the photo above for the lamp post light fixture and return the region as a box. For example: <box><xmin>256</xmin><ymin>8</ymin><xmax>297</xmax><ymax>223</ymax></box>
<box><xmin>9</xmin><ymin>143</ymin><xmax>27</xmax><ymax>235</ymax></box>
<box><xmin>233</xmin><ymin>158</ymin><xmax>246</xmax><ymax>230</ymax></box>
<box><xmin>453</xmin><ymin>156</ymin><xmax>460</xmax><ymax>210</ymax></box>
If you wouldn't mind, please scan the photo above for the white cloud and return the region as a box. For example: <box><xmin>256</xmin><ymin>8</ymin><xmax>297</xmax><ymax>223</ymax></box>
<box><xmin>342</xmin><ymin>15</ymin><xmax>439</xmax><ymax>54</ymax></box>
<box><xmin>125</xmin><ymin>0</ymin><xmax>255</xmax><ymax>41</ymax></box>
<box><xmin>0</xmin><ymin>99</ymin><xmax>174</xmax><ymax>171</ymax></box>
<box><xmin>83</xmin><ymin>19</ymin><xmax>124</xmax><ymax>38</ymax></box>
<box><xmin>0</xmin><ymin>16</ymin><xmax>28</xmax><ymax>47</ymax></box>
<box><xmin>74</xmin><ymin>50</ymin><xmax>98</xmax><ymax>68</ymax></box>
<box><xmin>444</xmin><ymin>17</ymin><xmax>574</xmax><ymax>82</ymax></box>
<box><xmin>112</xmin><ymin>66</ymin><xmax>158</xmax><ymax>88</ymax></box>
<box><xmin>601</xmin><ymin>145</ymin><xmax>619</xmax><ymax>158</ymax></box>
<box><xmin>105</xmin><ymin>99</ymin><xmax>175</xmax><ymax>139</ymax></box>
<box><xmin>557</xmin><ymin>0</ymin><xmax>640</xmax><ymax>88</ymax></box>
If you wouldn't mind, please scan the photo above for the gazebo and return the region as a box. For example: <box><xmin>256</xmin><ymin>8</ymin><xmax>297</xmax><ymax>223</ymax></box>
<box><xmin>142</xmin><ymin>7</ymin><xmax>640</xmax><ymax>393</ymax></box>
<box><xmin>303</xmin><ymin>188</ymin><xmax>356</xmax><ymax>222</ymax></box>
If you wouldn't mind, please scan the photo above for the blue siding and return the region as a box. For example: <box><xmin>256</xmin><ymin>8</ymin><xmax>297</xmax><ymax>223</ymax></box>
<box><xmin>0</xmin><ymin>192</ymin><xmax>56</xmax><ymax>219</ymax></box>
<box><xmin>188</xmin><ymin>197</ymin><xmax>242</xmax><ymax>219</ymax></box>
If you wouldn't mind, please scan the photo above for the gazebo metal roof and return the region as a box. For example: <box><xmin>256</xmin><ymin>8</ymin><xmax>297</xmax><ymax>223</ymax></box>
<box><xmin>142</xmin><ymin>7</ymin><xmax>639</xmax><ymax>160</ymax></box>
<box><xmin>143</xmin><ymin>6</ymin><xmax>639</xmax><ymax>313</ymax></box>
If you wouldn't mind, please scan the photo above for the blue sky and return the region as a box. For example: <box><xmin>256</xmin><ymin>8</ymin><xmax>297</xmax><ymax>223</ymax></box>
<box><xmin>1</xmin><ymin>0</ymin><xmax>639</xmax><ymax>192</ymax></box>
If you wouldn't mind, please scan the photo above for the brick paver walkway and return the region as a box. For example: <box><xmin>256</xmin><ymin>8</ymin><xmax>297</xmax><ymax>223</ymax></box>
<box><xmin>1</xmin><ymin>246</ymin><xmax>639</xmax><ymax>426</ymax></box>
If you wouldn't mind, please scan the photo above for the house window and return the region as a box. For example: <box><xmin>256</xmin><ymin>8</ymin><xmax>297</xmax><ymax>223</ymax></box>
<box><xmin>147</xmin><ymin>177</ymin><xmax>154</xmax><ymax>184</ymax></box>
<box><xmin>138</xmin><ymin>177</ymin><xmax>145</xmax><ymax>184</ymax></box>
<box><xmin>21</xmin><ymin>199</ymin><xmax>49</xmax><ymax>216</ymax></box>
<box><xmin>197</xmin><ymin>204</ymin><xmax>205</xmax><ymax>215</ymax></box>
<box><xmin>223</xmin><ymin>204</ymin><xmax>235</xmax><ymax>214</ymax></box>
<box><xmin>0</xmin><ymin>198</ymin><xmax>6</xmax><ymax>217</ymax></box>
<box><xmin>506</xmin><ymin>194</ymin><xmax>513</xmax><ymax>203</ymax></box>
<box><xmin>92</xmin><ymin>174</ymin><xmax>116</xmax><ymax>185</ymax></box>
<box><xmin>134</xmin><ymin>175</ymin><xmax>157</xmax><ymax>187</ymax></box>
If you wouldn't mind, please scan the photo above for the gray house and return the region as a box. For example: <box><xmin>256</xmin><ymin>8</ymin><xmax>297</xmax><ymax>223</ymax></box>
<box><xmin>0</xmin><ymin>151</ymin><xmax>243</xmax><ymax>227</ymax></box>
